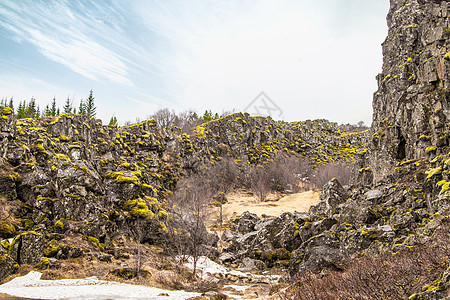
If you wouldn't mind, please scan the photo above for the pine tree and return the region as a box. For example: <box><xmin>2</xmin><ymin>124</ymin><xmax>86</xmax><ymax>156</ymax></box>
<box><xmin>44</xmin><ymin>104</ymin><xmax>50</xmax><ymax>117</ymax></box>
<box><xmin>25</xmin><ymin>97</ymin><xmax>37</xmax><ymax>118</ymax></box>
<box><xmin>78</xmin><ymin>99</ymin><xmax>85</xmax><ymax>115</ymax></box>
<box><xmin>7</xmin><ymin>98</ymin><xmax>13</xmax><ymax>110</ymax></box>
<box><xmin>50</xmin><ymin>97</ymin><xmax>57</xmax><ymax>116</ymax></box>
<box><xmin>63</xmin><ymin>96</ymin><xmax>73</xmax><ymax>114</ymax></box>
<box><xmin>35</xmin><ymin>105</ymin><xmax>40</xmax><ymax>118</ymax></box>
<box><xmin>85</xmin><ymin>90</ymin><xmax>96</xmax><ymax>118</ymax></box>
<box><xmin>16</xmin><ymin>101</ymin><xmax>24</xmax><ymax>119</ymax></box>
<box><xmin>109</xmin><ymin>116</ymin><xmax>118</xmax><ymax>126</ymax></box>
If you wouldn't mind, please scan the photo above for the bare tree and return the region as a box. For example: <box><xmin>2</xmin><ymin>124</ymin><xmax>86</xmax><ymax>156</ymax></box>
<box><xmin>248</xmin><ymin>165</ymin><xmax>270</xmax><ymax>202</ymax></box>
<box><xmin>148</xmin><ymin>108</ymin><xmax>178</xmax><ymax>128</ymax></box>
<box><xmin>165</xmin><ymin>174</ymin><xmax>215</xmax><ymax>277</ymax></box>
<box><xmin>311</xmin><ymin>162</ymin><xmax>354</xmax><ymax>189</ymax></box>
<box><xmin>265</xmin><ymin>152</ymin><xmax>312</xmax><ymax>193</ymax></box>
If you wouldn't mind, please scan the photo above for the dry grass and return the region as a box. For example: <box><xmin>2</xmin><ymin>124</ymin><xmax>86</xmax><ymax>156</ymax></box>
<box><xmin>2</xmin><ymin>233</ymin><xmax>206</xmax><ymax>293</ymax></box>
<box><xmin>206</xmin><ymin>189</ymin><xmax>321</xmax><ymax>229</ymax></box>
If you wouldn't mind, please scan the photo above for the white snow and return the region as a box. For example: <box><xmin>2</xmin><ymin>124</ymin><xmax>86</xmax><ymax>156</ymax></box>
<box><xmin>182</xmin><ymin>256</ymin><xmax>280</xmax><ymax>282</ymax></box>
<box><xmin>0</xmin><ymin>271</ymin><xmax>201</xmax><ymax>300</ymax></box>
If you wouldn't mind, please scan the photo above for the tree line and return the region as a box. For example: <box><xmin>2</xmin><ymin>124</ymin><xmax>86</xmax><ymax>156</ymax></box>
<box><xmin>1</xmin><ymin>90</ymin><xmax>100</xmax><ymax>121</ymax></box>
<box><xmin>1</xmin><ymin>92</ymin><xmax>231</xmax><ymax>129</ymax></box>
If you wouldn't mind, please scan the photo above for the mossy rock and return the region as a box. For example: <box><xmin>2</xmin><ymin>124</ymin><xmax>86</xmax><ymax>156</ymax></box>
<box><xmin>111</xmin><ymin>267</ymin><xmax>151</xmax><ymax>280</ymax></box>
<box><xmin>0</xmin><ymin>220</ymin><xmax>16</xmax><ymax>238</ymax></box>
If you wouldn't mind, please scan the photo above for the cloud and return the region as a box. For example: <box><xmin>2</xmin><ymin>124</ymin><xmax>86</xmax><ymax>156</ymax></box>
<box><xmin>0</xmin><ymin>0</ymin><xmax>132</xmax><ymax>86</ymax></box>
<box><xmin>0</xmin><ymin>0</ymin><xmax>389</xmax><ymax>125</ymax></box>
<box><xmin>131</xmin><ymin>0</ymin><xmax>388</xmax><ymax>123</ymax></box>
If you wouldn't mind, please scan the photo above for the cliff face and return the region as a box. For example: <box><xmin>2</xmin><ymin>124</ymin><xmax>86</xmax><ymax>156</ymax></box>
<box><xmin>370</xmin><ymin>0</ymin><xmax>450</xmax><ymax>182</ymax></box>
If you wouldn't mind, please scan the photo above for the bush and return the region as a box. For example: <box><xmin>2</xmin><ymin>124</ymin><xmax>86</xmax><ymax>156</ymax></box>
<box><xmin>311</xmin><ymin>162</ymin><xmax>354</xmax><ymax>189</ymax></box>
<box><xmin>287</xmin><ymin>223</ymin><xmax>450</xmax><ymax>299</ymax></box>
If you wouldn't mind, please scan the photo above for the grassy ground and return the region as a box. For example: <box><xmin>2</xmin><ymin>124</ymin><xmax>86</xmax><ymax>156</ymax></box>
<box><xmin>206</xmin><ymin>189</ymin><xmax>321</xmax><ymax>229</ymax></box>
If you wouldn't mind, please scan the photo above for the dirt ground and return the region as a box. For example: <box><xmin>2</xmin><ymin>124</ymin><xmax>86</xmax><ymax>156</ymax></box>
<box><xmin>206</xmin><ymin>189</ymin><xmax>321</xmax><ymax>229</ymax></box>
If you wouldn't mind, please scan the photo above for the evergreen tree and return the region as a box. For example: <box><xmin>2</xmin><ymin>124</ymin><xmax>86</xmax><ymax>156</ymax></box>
<box><xmin>44</xmin><ymin>104</ymin><xmax>50</xmax><ymax>117</ymax></box>
<box><xmin>85</xmin><ymin>90</ymin><xmax>96</xmax><ymax>118</ymax></box>
<box><xmin>8</xmin><ymin>97</ymin><xmax>13</xmax><ymax>111</ymax></box>
<box><xmin>35</xmin><ymin>105</ymin><xmax>40</xmax><ymax>118</ymax></box>
<box><xmin>63</xmin><ymin>96</ymin><xmax>73</xmax><ymax>114</ymax></box>
<box><xmin>57</xmin><ymin>108</ymin><xmax>60</xmax><ymax>115</ymax></box>
<box><xmin>16</xmin><ymin>101</ymin><xmax>24</xmax><ymax>119</ymax></box>
<box><xmin>109</xmin><ymin>116</ymin><xmax>118</xmax><ymax>126</ymax></box>
<box><xmin>25</xmin><ymin>97</ymin><xmax>37</xmax><ymax>118</ymax></box>
<box><xmin>202</xmin><ymin>110</ymin><xmax>214</xmax><ymax>122</ymax></box>
<box><xmin>50</xmin><ymin>97</ymin><xmax>57</xmax><ymax>116</ymax></box>
<box><xmin>78</xmin><ymin>99</ymin><xmax>85</xmax><ymax>115</ymax></box>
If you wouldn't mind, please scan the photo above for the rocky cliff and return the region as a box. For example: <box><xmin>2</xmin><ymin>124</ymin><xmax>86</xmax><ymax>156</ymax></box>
<box><xmin>0</xmin><ymin>109</ymin><xmax>365</xmax><ymax>281</ymax></box>
<box><xmin>370</xmin><ymin>0</ymin><xmax>450</xmax><ymax>183</ymax></box>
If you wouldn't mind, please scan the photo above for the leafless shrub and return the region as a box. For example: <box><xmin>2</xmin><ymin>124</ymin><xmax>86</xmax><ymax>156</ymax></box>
<box><xmin>247</xmin><ymin>165</ymin><xmax>270</xmax><ymax>202</ymax></box>
<box><xmin>147</xmin><ymin>108</ymin><xmax>178</xmax><ymax>128</ymax></box>
<box><xmin>204</xmin><ymin>157</ymin><xmax>241</xmax><ymax>194</ymax></box>
<box><xmin>176</xmin><ymin>109</ymin><xmax>202</xmax><ymax>133</ymax></box>
<box><xmin>147</xmin><ymin>108</ymin><xmax>202</xmax><ymax>133</ymax></box>
<box><xmin>164</xmin><ymin>173</ymin><xmax>215</xmax><ymax>277</ymax></box>
<box><xmin>265</xmin><ymin>153</ymin><xmax>312</xmax><ymax>193</ymax></box>
<box><xmin>289</xmin><ymin>226</ymin><xmax>450</xmax><ymax>300</ymax></box>
<box><xmin>311</xmin><ymin>161</ymin><xmax>354</xmax><ymax>189</ymax></box>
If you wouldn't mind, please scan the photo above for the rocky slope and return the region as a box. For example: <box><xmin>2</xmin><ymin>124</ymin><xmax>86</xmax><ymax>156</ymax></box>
<box><xmin>214</xmin><ymin>1</ymin><xmax>450</xmax><ymax>298</ymax></box>
<box><xmin>0</xmin><ymin>109</ymin><xmax>365</xmax><ymax>283</ymax></box>
<box><xmin>5</xmin><ymin>0</ymin><xmax>450</xmax><ymax>298</ymax></box>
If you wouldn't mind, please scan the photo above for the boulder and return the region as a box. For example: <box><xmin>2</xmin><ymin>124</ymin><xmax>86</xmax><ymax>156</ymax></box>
<box><xmin>0</xmin><ymin>255</ymin><xmax>17</xmax><ymax>279</ymax></box>
<box><xmin>238</xmin><ymin>257</ymin><xmax>266</xmax><ymax>272</ymax></box>
<box><xmin>309</xmin><ymin>178</ymin><xmax>348</xmax><ymax>217</ymax></box>
<box><xmin>221</xmin><ymin>229</ymin><xmax>235</xmax><ymax>242</ymax></box>
<box><xmin>10</xmin><ymin>231</ymin><xmax>45</xmax><ymax>265</ymax></box>
<box><xmin>236</xmin><ymin>211</ymin><xmax>259</xmax><ymax>234</ymax></box>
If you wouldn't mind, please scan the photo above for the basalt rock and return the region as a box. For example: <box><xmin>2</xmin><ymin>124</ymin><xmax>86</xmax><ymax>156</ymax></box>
<box><xmin>368</xmin><ymin>0</ymin><xmax>450</xmax><ymax>183</ymax></box>
<box><xmin>309</xmin><ymin>178</ymin><xmax>348</xmax><ymax>217</ymax></box>
<box><xmin>0</xmin><ymin>102</ymin><xmax>366</xmax><ymax>279</ymax></box>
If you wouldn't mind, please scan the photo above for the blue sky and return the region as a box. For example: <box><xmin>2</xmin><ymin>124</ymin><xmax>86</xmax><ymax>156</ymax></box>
<box><xmin>0</xmin><ymin>0</ymin><xmax>389</xmax><ymax>125</ymax></box>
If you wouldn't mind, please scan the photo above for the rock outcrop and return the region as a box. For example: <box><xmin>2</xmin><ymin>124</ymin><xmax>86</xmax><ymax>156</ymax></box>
<box><xmin>0</xmin><ymin>108</ymin><xmax>365</xmax><ymax>280</ymax></box>
<box><xmin>369</xmin><ymin>0</ymin><xmax>450</xmax><ymax>183</ymax></box>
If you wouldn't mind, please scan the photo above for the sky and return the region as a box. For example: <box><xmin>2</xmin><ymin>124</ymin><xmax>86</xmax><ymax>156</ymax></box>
<box><xmin>0</xmin><ymin>0</ymin><xmax>389</xmax><ymax>125</ymax></box>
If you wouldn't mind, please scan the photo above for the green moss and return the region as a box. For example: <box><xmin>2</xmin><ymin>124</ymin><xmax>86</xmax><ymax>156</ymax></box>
<box><xmin>54</xmin><ymin>220</ymin><xmax>64</xmax><ymax>231</ymax></box>
<box><xmin>194</xmin><ymin>126</ymin><xmax>206</xmax><ymax>138</ymax></box>
<box><xmin>2</xmin><ymin>107</ymin><xmax>12</xmax><ymax>115</ymax></box>
<box><xmin>426</xmin><ymin>146</ymin><xmax>437</xmax><ymax>153</ymax></box>
<box><xmin>440</xmin><ymin>182</ymin><xmax>450</xmax><ymax>194</ymax></box>
<box><xmin>131</xmin><ymin>170</ymin><xmax>142</xmax><ymax>177</ymax></box>
<box><xmin>74</xmin><ymin>165</ymin><xmax>89</xmax><ymax>174</ymax></box>
<box><xmin>59</xmin><ymin>136</ymin><xmax>71</xmax><ymax>142</ymax></box>
<box><xmin>44</xmin><ymin>244</ymin><xmax>59</xmax><ymax>257</ymax></box>
<box><xmin>54</xmin><ymin>153</ymin><xmax>70</xmax><ymax>161</ymax></box>
<box><xmin>1</xmin><ymin>240</ymin><xmax>10</xmax><ymax>251</ymax></box>
<box><xmin>87</xmin><ymin>236</ymin><xmax>100</xmax><ymax>244</ymax></box>
<box><xmin>426</xmin><ymin>167</ymin><xmax>442</xmax><ymax>180</ymax></box>
<box><xmin>28</xmin><ymin>127</ymin><xmax>46</xmax><ymax>132</ymax></box>
<box><xmin>117</xmin><ymin>175</ymin><xmax>139</xmax><ymax>184</ymax></box>
<box><xmin>119</xmin><ymin>162</ymin><xmax>131</xmax><ymax>168</ymax></box>
<box><xmin>359</xmin><ymin>149</ymin><xmax>367</xmax><ymax>155</ymax></box>
<box><xmin>40</xmin><ymin>256</ymin><xmax>50</xmax><ymax>265</ymax></box>
<box><xmin>0</xmin><ymin>220</ymin><xmax>15</xmax><ymax>236</ymax></box>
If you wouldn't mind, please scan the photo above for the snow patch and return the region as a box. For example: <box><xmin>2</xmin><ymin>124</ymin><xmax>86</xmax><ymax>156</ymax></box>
<box><xmin>182</xmin><ymin>256</ymin><xmax>281</xmax><ymax>282</ymax></box>
<box><xmin>0</xmin><ymin>271</ymin><xmax>200</xmax><ymax>300</ymax></box>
